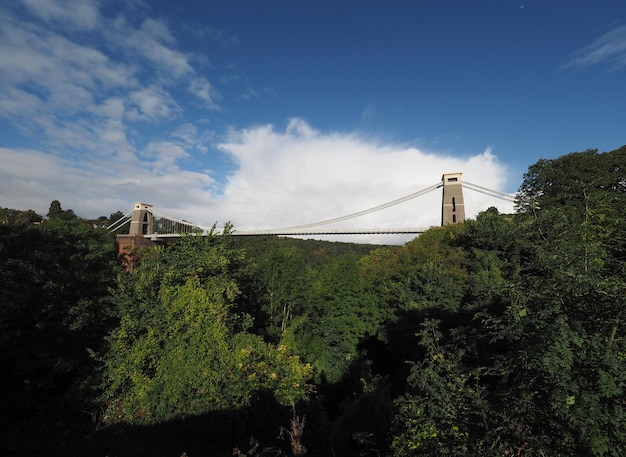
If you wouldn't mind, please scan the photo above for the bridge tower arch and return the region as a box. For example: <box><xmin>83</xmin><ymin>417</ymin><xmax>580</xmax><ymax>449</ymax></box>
<box><xmin>129</xmin><ymin>202</ymin><xmax>154</xmax><ymax>236</ymax></box>
<box><xmin>441</xmin><ymin>172</ymin><xmax>465</xmax><ymax>225</ymax></box>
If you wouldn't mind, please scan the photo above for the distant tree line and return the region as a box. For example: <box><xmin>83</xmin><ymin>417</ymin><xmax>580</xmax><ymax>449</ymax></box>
<box><xmin>1</xmin><ymin>145</ymin><xmax>625</xmax><ymax>456</ymax></box>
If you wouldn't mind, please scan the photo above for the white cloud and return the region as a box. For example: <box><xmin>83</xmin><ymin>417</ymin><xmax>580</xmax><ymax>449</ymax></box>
<box><xmin>0</xmin><ymin>144</ymin><xmax>216</xmax><ymax>219</ymax></box>
<box><xmin>106</xmin><ymin>17</ymin><xmax>194</xmax><ymax>80</ymax></box>
<box><xmin>94</xmin><ymin>118</ymin><xmax>132</xmax><ymax>151</ymax></box>
<box><xmin>188</xmin><ymin>77</ymin><xmax>219</xmax><ymax>109</ymax></box>
<box><xmin>143</xmin><ymin>140</ymin><xmax>191</xmax><ymax>170</ymax></box>
<box><xmin>128</xmin><ymin>85</ymin><xmax>181</xmax><ymax>121</ymax></box>
<box><xmin>0</xmin><ymin>147</ymin><xmax>107</xmax><ymax>214</ymax></box>
<box><xmin>171</xmin><ymin>123</ymin><xmax>200</xmax><ymax>147</ymax></box>
<box><xmin>19</xmin><ymin>0</ymin><xmax>100</xmax><ymax>30</ymax></box>
<box><xmin>210</xmin><ymin>119</ymin><xmax>514</xmax><ymax>243</ymax></box>
<box><xmin>90</xmin><ymin>97</ymin><xmax>126</xmax><ymax>120</ymax></box>
<box><xmin>238</xmin><ymin>88</ymin><xmax>260</xmax><ymax>101</ymax></box>
<box><xmin>562</xmin><ymin>25</ymin><xmax>626</xmax><ymax>71</ymax></box>
<box><xmin>0</xmin><ymin>13</ymin><xmax>134</xmax><ymax>92</ymax></box>
<box><xmin>0</xmin><ymin>11</ymin><xmax>136</xmax><ymax>151</ymax></box>
<box><xmin>140</xmin><ymin>18</ymin><xmax>176</xmax><ymax>44</ymax></box>
<box><xmin>0</xmin><ymin>1</ymin><xmax>216</xmax><ymax>133</ymax></box>
<box><xmin>0</xmin><ymin>88</ymin><xmax>42</xmax><ymax>119</ymax></box>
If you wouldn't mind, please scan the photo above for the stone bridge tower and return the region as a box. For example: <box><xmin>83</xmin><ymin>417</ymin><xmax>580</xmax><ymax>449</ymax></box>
<box><xmin>129</xmin><ymin>202</ymin><xmax>154</xmax><ymax>236</ymax></box>
<box><xmin>441</xmin><ymin>172</ymin><xmax>465</xmax><ymax>225</ymax></box>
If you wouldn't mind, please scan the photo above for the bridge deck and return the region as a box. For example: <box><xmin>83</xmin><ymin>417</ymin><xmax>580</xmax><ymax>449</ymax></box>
<box><xmin>145</xmin><ymin>228</ymin><xmax>428</xmax><ymax>239</ymax></box>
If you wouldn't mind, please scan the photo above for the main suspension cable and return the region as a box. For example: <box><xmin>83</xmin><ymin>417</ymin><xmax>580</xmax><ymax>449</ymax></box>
<box><xmin>464</xmin><ymin>181</ymin><xmax>516</xmax><ymax>203</ymax></box>
<box><xmin>268</xmin><ymin>181</ymin><xmax>443</xmax><ymax>231</ymax></box>
<box><xmin>106</xmin><ymin>210</ymin><xmax>134</xmax><ymax>232</ymax></box>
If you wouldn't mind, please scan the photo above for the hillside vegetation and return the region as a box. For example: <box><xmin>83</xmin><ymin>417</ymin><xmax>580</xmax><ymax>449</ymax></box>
<box><xmin>1</xmin><ymin>145</ymin><xmax>625</xmax><ymax>456</ymax></box>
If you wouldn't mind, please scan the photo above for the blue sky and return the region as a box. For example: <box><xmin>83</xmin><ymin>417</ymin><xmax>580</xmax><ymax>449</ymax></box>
<box><xmin>1</xmin><ymin>0</ymin><xmax>625</xmax><ymax>243</ymax></box>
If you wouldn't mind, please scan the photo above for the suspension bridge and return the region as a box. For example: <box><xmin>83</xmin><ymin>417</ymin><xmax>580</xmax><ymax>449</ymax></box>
<box><xmin>109</xmin><ymin>173</ymin><xmax>516</xmax><ymax>240</ymax></box>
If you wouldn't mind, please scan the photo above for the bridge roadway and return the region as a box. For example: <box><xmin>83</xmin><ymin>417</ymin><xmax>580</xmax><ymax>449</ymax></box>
<box><xmin>144</xmin><ymin>227</ymin><xmax>429</xmax><ymax>240</ymax></box>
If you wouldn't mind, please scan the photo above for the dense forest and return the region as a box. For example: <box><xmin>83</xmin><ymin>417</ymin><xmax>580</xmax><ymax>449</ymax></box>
<box><xmin>1</xmin><ymin>146</ymin><xmax>625</xmax><ymax>456</ymax></box>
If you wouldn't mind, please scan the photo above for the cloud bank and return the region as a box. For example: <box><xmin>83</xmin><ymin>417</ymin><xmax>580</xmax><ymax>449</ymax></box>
<box><xmin>212</xmin><ymin>120</ymin><xmax>514</xmax><ymax>243</ymax></box>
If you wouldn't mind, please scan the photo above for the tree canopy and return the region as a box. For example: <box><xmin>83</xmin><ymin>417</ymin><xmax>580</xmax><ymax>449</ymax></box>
<box><xmin>388</xmin><ymin>147</ymin><xmax>626</xmax><ymax>456</ymax></box>
<box><xmin>2</xmin><ymin>145</ymin><xmax>626</xmax><ymax>456</ymax></box>
<box><xmin>101</xmin><ymin>234</ymin><xmax>312</xmax><ymax>424</ymax></box>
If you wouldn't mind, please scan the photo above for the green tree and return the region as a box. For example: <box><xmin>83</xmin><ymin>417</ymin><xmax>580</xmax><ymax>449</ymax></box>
<box><xmin>0</xmin><ymin>216</ymin><xmax>119</xmax><ymax>448</ymax></box>
<box><xmin>391</xmin><ymin>146</ymin><xmax>626</xmax><ymax>456</ymax></box>
<box><xmin>391</xmin><ymin>318</ymin><xmax>491</xmax><ymax>456</ymax></box>
<box><xmin>298</xmin><ymin>255</ymin><xmax>382</xmax><ymax>383</ymax></box>
<box><xmin>516</xmin><ymin>146</ymin><xmax>626</xmax><ymax>222</ymax></box>
<box><xmin>101</xmin><ymin>234</ymin><xmax>311</xmax><ymax>424</ymax></box>
<box><xmin>47</xmin><ymin>199</ymin><xmax>77</xmax><ymax>221</ymax></box>
<box><xmin>362</xmin><ymin>225</ymin><xmax>468</xmax><ymax>314</ymax></box>
<box><xmin>251</xmin><ymin>246</ymin><xmax>315</xmax><ymax>341</ymax></box>
<box><xmin>389</xmin><ymin>214</ymin><xmax>517</xmax><ymax>456</ymax></box>
<box><xmin>0</xmin><ymin>207</ymin><xmax>43</xmax><ymax>225</ymax></box>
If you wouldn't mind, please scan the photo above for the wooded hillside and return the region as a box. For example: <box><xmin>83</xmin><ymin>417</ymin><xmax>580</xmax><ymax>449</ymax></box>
<box><xmin>1</xmin><ymin>145</ymin><xmax>625</xmax><ymax>456</ymax></box>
